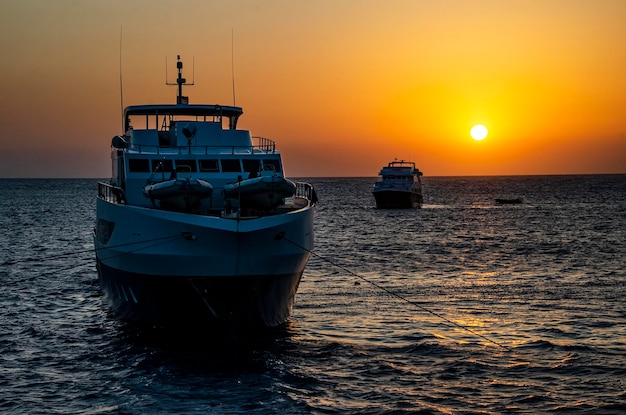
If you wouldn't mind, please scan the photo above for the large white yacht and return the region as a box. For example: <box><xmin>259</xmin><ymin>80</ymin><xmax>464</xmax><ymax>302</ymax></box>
<box><xmin>373</xmin><ymin>160</ymin><xmax>423</xmax><ymax>209</ymax></box>
<box><xmin>93</xmin><ymin>56</ymin><xmax>316</xmax><ymax>329</ymax></box>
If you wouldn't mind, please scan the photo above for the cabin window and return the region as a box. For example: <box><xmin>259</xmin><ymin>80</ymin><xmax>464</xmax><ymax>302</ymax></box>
<box><xmin>128</xmin><ymin>158</ymin><xmax>150</xmax><ymax>173</ymax></box>
<box><xmin>242</xmin><ymin>159</ymin><xmax>261</xmax><ymax>174</ymax></box>
<box><xmin>151</xmin><ymin>159</ymin><xmax>174</xmax><ymax>173</ymax></box>
<box><xmin>263</xmin><ymin>159</ymin><xmax>282</xmax><ymax>173</ymax></box>
<box><xmin>220</xmin><ymin>159</ymin><xmax>242</xmax><ymax>172</ymax></box>
<box><xmin>199</xmin><ymin>159</ymin><xmax>219</xmax><ymax>172</ymax></box>
<box><xmin>175</xmin><ymin>159</ymin><xmax>197</xmax><ymax>172</ymax></box>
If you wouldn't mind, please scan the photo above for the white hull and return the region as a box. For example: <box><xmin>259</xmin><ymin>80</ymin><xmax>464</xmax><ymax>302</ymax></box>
<box><xmin>94</xmin><ymin>197</ymin><xmax>314</xmax><ymax>327</ymax></box>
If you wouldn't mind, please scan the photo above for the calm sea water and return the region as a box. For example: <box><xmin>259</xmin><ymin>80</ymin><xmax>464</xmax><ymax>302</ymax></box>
<box><xmin>1</xmin><ymin>175</ymin><xmax>625</xmax><ymax>414</ymax></box>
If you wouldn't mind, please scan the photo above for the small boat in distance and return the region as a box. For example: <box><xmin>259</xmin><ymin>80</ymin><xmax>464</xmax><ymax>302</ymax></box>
<box><xmin>373</xmin><ymin>160</ymin><xmax>423</xmax><ymax>209</ymax></box>
<box><xmin>93</xmin><ymin>55</ymin><xmax>316</xmax><ymax>331</ymax></box>
<box><xmin>495</xmin><ymin>197</ymin><xmax>523</xmax><ymax>205</ymax></box>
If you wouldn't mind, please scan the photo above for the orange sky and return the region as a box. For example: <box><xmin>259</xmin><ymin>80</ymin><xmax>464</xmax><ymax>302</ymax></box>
<box><xmin>0</xmin><ymin>0</ymin><xmax>624</xmax><ymax>178</ymax></box>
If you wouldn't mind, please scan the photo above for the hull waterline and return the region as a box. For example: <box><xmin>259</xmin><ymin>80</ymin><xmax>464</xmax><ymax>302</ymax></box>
<box><xmin>373</xmin><ymin>190</ymin><xmax>423</xmax><ymax>209</ymax></box>
<box><xmin>96</xmin><ymin>261</ymin><xmax>304</xmax><ymax>329</ymax></box>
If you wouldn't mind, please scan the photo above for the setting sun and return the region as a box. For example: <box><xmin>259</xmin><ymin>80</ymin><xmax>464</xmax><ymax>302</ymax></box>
<box><xmin>0</xmin><ymin>1</ymin><xmax>625</xmax><ymax>177</ymax></box>
<box><xmin>470</xmin><ymin>124</ymin><xmax>488</xmax><ymax>141</ymax></box>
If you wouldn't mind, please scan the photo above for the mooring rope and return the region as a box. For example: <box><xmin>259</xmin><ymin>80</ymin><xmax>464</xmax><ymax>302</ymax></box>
<box><xmin>4</xmin><ymin>230</ymin><xmax>512</xmax><ymax>350</ymax></box>
<box><xmin>2</xmin><ymin>234</ymin><xmax>184</xmax><ymax>267</ymax></box>
<box><xmin>96</xmin><ymin>235</ymin><xmax>186</xmax><ymax>263</ymax></box>
<box><xmin>277</xmin><ymin>233</ymin><xmax>513</xmax><ymax>352</ymax></box>
<box><xmin>2</xmin><ymin>234</ymin><xmax>187</xmax><ymax>283</ymax></box>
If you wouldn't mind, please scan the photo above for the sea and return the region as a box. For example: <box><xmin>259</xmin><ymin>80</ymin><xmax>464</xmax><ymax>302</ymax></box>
<box><xmin>0</xmin><ymin>175</ymin><xmax>625</xmax><ymax>414</ymax></box>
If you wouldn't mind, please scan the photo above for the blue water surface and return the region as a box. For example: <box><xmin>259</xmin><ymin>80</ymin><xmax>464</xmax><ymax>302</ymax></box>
<box><xmin>0</xmin><ymin>175</ymin><xmax>625</xmax><ymax>414</ymax></box>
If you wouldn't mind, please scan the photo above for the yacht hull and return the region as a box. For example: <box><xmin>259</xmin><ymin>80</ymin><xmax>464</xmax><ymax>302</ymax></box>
<box><xmin>94</xmin><ymin>198</ymin><xmax>314</xmax><ymax>328</ymax></box>
<box><xmin>95</xmin><ymin>262</ymin><xmax>304</xmax><ymax>329</ymax></box>
<box><xmin>373</xmin><ymin>190</ymin><xmax>423</xmax><ymax>209</ymax></box>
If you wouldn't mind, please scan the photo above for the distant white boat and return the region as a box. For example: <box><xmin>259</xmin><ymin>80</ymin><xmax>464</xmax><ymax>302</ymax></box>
<box><xmin>94</xmin><ymin>56</ymin><xmax>316</xmax><ymax>330</ymax></box>
<box><xmin>373</xmin><ymin>160</ymin><xmax>423</xmax><ymax>209</ymax></box>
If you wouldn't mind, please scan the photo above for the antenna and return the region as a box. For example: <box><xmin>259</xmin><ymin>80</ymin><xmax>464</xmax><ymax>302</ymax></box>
<box><xmin>119</xmin><ymin>25</ymin><xmax>124</xmax><ymax>133</ymax></box>
<box><xmin>231</xmin><ymin>28</ymin><xmax>236</xmax><ymax>106</ymax></box>
<box><xmin>166</xmin><ymin>55</ymin><xmax>194</xmax><ymax>104</ymax></box>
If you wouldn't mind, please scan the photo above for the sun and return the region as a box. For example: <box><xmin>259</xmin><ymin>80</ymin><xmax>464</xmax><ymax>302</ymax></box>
<box><xmin>470</xmin><ymin>124</ymin><xmax>488</xmax><ymax>141</ymax></box>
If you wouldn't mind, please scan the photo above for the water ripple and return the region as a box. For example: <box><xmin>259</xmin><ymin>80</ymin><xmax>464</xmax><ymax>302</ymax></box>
<box><xmin>1</xmin><ymin>177</ymin><xmax>625</xmax><ymax>414</ymax></box>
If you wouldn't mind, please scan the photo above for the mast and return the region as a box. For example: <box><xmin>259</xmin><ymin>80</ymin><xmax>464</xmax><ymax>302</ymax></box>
<box><xmin>167</xmin><ymin>55</ymin><xmax>193</xmax><ymax>104</ymax></box>
<box><xmin>176</xmin><ymin>56</ymin><xmax>185</xmax><ymax>104</ymax></box>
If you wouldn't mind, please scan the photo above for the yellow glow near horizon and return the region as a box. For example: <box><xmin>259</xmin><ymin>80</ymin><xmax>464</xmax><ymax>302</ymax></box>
<box><xmin>470</xmin><ymin>125</ymin><xmax>488</xmax><ymax>141</ymax></box>
<box><xmin>0</xmin><ymin>1</ymin><xmax>625</xmax><ymax>177</ymax></box>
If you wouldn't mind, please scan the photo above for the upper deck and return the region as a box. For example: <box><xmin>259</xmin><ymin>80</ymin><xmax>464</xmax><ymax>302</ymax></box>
<box><xmin>124</xmin><ymin>104</ymin><xmax>243</xmax><ymax>131</ymax></box>
<box><xmin>118</xmin><ymin>103</ymin><xmax>270</xmax><ymax>156</ymax></box>
<box><xmin>117</xmin><ymin>55</ymin><xmax>255</xmax><ymax>155</ymax></box>
<box><xmin>106</xmin><ymin>56</ymin><xmax>286</xmax><ymax>207</ymax></box>
<box><xmin>101</xmin><ymin>55</ymin><xmax>314</xmax><ymax>213</ymax></box>
<box><xmin>378</xmin><ymin>161</ymin><xmax>421</xmax><ymax>177</ymax></box>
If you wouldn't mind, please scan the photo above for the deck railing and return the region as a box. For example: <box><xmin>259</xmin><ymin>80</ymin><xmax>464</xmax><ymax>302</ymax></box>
<box><xmin>252</xmin><ymin>136</ymin><xmax>276</xmax><ymax>152</ymax></box>
<box><xmin>98</xmin><ymin>179</ymin><xmax>316</xmax><ymax>207</ymax></box>
<box><xmin>98</xmin><ymin>182</ymin><xmax>126</xmax><ymax>204</ymax></box>
<box><xmin>123</xmin><ymin>136</ymin><xmax>276</xmax><ymax>155</ymax></box>
<box><xmin>295</xmin><ymin>181</ymin><xmax>318</xmax><ymax>205</ymax></box>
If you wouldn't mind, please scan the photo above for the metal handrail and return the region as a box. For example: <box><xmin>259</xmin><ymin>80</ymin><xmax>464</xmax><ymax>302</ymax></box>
<box><xmin>98</xmin><ymin>182</ymin><xmax>126</xmax><ymax>204</ymax></box>
<box><xmin>98</xmin><ymin>179</ymin><xmax>316</xmax><ymax>207</ymax></box>
<box><xmin>123</xmin><ymin>136</ymin><xmax>276</xmax><ymax>155</ymax></box>
<box><xmin>251</xmin><ymin>136</ymin><xmax>276</xmax><ymax>152</ymax></box>
<box><xmin>294</xmin><ymin>181</ymin><xmax>317</xmax><ymax>205</ymax></box>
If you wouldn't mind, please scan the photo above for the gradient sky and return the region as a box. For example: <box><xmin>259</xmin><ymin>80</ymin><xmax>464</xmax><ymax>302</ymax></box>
<box><xmin>1</xmin><ymin>0</ymin><xmax>624</xmax><ymax>178</ymax></box>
